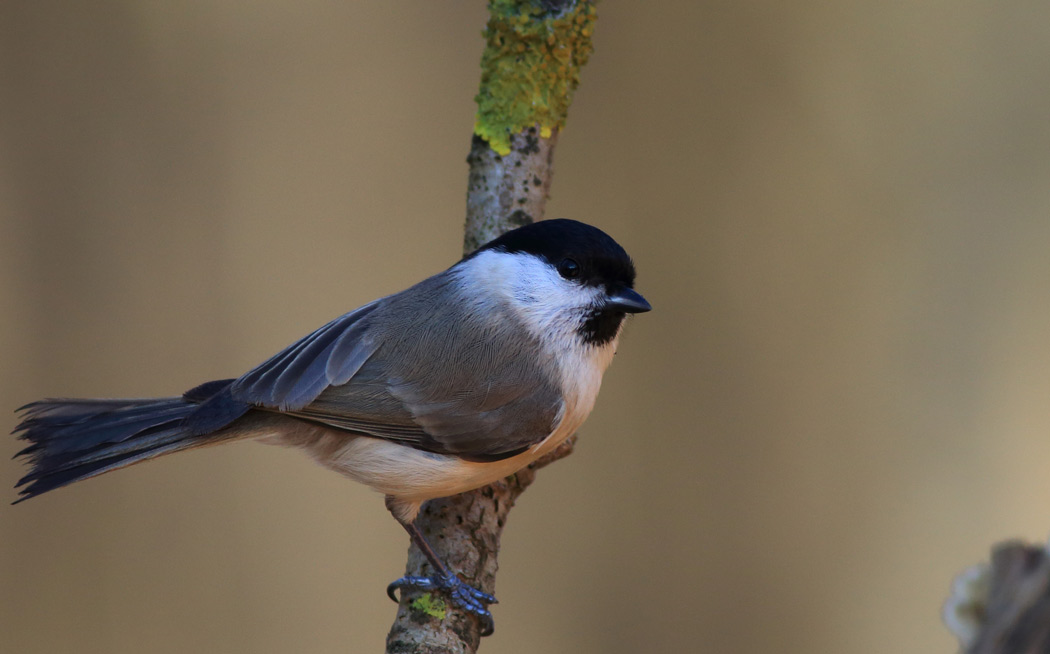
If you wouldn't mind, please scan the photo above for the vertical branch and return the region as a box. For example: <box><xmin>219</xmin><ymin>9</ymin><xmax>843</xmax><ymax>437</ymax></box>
<box><xmin>464</xmin><ymin>0</ymin><xmax>595</xmax><ymax>253</ymax></box>
<box><xmin>464</xmin><ymin>131</ymin><xmax>558</xmax><ymax>253</ymax></box>
<box><xmin>385</xmin><ymin>1</ymin><xmax>596</xmax><ymax>652</ymax></box>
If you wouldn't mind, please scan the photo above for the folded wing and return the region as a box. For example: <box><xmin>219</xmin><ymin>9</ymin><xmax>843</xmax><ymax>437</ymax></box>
<box><xmin>232</xmin><ymin>276</ymin><xmax>563</xmax><ymax>461</ymax></box>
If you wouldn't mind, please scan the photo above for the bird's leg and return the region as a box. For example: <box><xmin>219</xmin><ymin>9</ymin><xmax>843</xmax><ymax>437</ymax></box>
<box><xmin>385</xmin><ymin>500</ymin><xmax>497</xmax><ymax>636</ymax></box>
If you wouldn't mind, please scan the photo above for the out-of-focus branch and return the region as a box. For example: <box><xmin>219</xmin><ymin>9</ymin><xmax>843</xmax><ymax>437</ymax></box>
<box><xmin>944</xmin><ymin>540</ymin><xmax>1050</xmax><ymax>654</ymax></box>
<box><xmin>385</xmin><ymin>1</ymin><xmax>596</xmax><ymax>652</ymax></box>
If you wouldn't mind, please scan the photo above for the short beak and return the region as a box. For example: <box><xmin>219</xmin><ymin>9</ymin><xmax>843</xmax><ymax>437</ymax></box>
<box><xmin>604</xmin><ymin>286</ymin><xmax>652</xmax><ymax>314</ymax></box>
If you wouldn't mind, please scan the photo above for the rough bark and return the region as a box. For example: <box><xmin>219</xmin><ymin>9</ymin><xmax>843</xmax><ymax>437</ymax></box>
<box><xmin>385</xmin><ymin>1</ymin><xmax>595</xmax><ymax>648</ymax></box>
<box><xmin>463</xmin><ymin>130</ymin><xmax>559</xmax><ymax>254</ymax></box>
<box><xmin>385</xmin><ymin>438</ymin><xmax>575</xmax><ymax>653</ymax></box>
<box><xmin>384</xmin><ymin>81</ymin><xmax>569</xmax><ymax>654</ymax></box>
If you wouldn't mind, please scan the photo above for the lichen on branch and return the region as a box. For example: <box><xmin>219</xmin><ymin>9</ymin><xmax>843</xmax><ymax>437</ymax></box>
<box><xmin>386</xmin><ymin>3</ymin><xmax>596</xmax><ymax>650</ymax></box>
<box><xmin>474</xmin><ymin>0</ymin><xmax>597</xmax><ymax>156</ymax></box>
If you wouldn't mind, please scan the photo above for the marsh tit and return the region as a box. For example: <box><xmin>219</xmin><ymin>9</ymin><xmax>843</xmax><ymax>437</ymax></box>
<box><xmin>13</xmin><ymin>218</ymin><xmax>650</xmax><ymax>635</ymax></box>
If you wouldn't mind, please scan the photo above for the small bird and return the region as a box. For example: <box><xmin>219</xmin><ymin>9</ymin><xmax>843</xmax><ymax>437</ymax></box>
<box><xmin>12</xmin><ymin>218</ymin><xmax>649</xmax><ymax>635</ymax></box>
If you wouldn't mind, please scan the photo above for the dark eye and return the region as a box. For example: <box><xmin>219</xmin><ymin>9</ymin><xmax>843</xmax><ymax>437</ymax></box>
<box><xmin>558</xmin><ymin>258</ymin><xmax>581</xmax><ymax>279</ymax></box>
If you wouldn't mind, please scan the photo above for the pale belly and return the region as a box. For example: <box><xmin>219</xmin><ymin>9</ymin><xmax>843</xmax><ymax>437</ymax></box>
<box><xmin>302</xmin><ymin>408</ymin><xmax>582</xmax><ymax>504</ymax></box>
<box><xmin>263</xmin><ymin>335</ymin><xmax>614</xmax><ymax>523</ymax></box>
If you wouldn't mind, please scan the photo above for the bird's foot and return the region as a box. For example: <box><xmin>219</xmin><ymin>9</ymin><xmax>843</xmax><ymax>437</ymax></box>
<box><xmin>387</xmin><ymin>573</ymin><xmax>497</xmax><ymax>636</ymax></box>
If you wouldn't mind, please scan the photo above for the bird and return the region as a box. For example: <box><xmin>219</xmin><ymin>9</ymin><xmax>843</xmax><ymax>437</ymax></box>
<box><xmin>12</xmin><ymin>218</ymin><xmax>650</xmax><ymax>636</ymax></box>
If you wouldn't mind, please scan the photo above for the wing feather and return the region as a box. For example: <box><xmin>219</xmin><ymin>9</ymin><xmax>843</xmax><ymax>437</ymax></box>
<box><xmin>230</xmin><ymin>301</ymin><xmax>380</xmax><ymax>410</ymax></box>
<box><xmin>235</xmin><ymin>273</ymin><xmax>563</xmax><ymax>460</ymax></box>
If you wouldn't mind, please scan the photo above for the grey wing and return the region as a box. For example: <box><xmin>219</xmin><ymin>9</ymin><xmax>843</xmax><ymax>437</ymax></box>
<box><xmin>292</xmin><ymin>362</ymin><xmax>564</xmax><ymax>461</ymax></box>
<box><xmin>282</xmin><ymin>291</ymin><xmax>565</xmax><ymax>461</ymax></box>
<box><xmin>229</xmin><ymin>300</ymin><xmax>382</xmax><ymax>411</ymax></box>
<box><xmin>232</xmin><ymin>275</ymin><xmax>563</xmax><ymax>461</ymax></box>
<box><xmin>402</xmin><ymin>382</ymin><xmax>565</xmax><ymax>461</ymax></box>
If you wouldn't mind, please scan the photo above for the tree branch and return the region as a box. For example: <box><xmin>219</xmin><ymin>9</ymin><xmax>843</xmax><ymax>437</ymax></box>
<box><xmin>944</xmin><ymin>540</ymin><xmax>1050</xmax><ymax>654</ymax></box>
<box><xmin>464</xmin><ymin>131</ymin><xmax>558</xmax><ymax>254</ymax></box>
<box><xmin>385</xmin><ymin>1</ymin><xmax>596</xmax><ymax>651</ymax></box>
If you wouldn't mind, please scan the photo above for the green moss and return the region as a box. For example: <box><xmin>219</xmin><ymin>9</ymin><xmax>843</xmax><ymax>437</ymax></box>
<box><xmin>410</xmin><ymin>593</ymin><xmax>447</xmax><ymax>619</ymax></box>
<box><xmin>474</xmin><ymin>0</ymin><xmax>598</xmax><ymax>155</ymax></box>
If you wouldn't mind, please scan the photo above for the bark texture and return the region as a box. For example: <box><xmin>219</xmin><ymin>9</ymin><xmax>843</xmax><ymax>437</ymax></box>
<box><xmin>385</xmin><ymin>1</ymin><xmax>595</xmax><ymax>648</ymax></box>
<box><xmin>385</xmin><ymin>127</ymin><xmax>566</xmax><ymax>649</ymax></box>
<box><xmin>385</xmin><ymin>439</ymin><xmax>574</xmax><ymax>653</ymax></box>
<box><xmin>463</xmin><ymin>130</ymin><xmax>558</xmax><ymax>253</ymax></box>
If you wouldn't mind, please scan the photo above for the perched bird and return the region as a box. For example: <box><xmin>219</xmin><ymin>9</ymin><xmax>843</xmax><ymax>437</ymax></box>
<box><xmin>12</xmin><ymin>218</ymin><xmax>650</xmax><ymax>635</ymax></box>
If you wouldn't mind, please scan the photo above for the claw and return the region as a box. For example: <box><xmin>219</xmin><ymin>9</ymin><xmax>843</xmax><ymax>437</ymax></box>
<box><xmin>387</xmin><ymin>573</ymin><xmax>498</xmax><ymax>636</ymax></box>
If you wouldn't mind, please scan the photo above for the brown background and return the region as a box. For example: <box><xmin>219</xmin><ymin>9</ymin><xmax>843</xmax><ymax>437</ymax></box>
<box><xmin>3</xmin><ymin>2</ymin><xmax>1050</xmax><ymax>653</ymax></box>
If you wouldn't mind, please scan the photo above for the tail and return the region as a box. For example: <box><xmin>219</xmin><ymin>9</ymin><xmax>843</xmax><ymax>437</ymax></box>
<box><xmin>13</xmin><ymin>381</ymin><xmax>247</xmax><ymax>503</ymax></box>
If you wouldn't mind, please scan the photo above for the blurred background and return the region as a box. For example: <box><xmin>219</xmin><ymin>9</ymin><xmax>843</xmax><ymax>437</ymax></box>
<box><xmin>2</xmin><ymin>2</ymin><xmax>1049</xmax><ymax>652</ymax></box>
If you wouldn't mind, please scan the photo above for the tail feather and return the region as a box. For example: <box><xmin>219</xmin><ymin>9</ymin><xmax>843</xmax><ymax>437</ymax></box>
<box><xmin>13</xmin><ymin>397</ymin><xmax>210</xmax><ymax>503</ymax></box>
<box><xmin>16</xmin><ymin>399</ymin><xmax>193</xmax><ymax>455</ymax></box>
<box><xmin>14</xmin><ymin>433</ymin><xmax>195</xmax><ymax>504</ymax></box>
<box><xmin>16</xmin><ymin>422</ymin><xmax>187</xmax><ymax>483</ymax></box>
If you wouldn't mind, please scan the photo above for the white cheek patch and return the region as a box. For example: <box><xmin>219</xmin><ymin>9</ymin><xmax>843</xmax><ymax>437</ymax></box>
<box><xmin>453</xmin><ymin>249</ymin><xmax>620</xmax><ymax>419</ymax></box>
<box><xmin>454</xmin><ymin>250</ymin><xmax>603</xmax><ymax>342</ymax></box>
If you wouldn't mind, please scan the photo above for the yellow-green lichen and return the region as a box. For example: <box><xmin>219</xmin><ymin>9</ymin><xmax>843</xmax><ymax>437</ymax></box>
<box><xmin>410</xmin><ymin>593</ymin><xmax>447</xmax><ymax>620</ymax></box>
<box><xmin>474</xmin><ymin>0</ymin><xmax>597</xmax><ymax>155</ymax></box>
